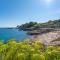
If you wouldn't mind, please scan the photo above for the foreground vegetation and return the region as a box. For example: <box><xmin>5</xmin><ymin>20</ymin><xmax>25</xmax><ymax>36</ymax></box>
<box><xmin>0</xmin><ymin>39</ymin><xmax>60</xmax><ymax>60</ymax></box>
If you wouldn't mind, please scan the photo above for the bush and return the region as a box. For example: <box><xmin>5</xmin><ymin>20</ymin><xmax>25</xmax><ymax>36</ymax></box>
<box><xmin>0</xmin><ymin>39</ymin><xmax>60</xmax><ymax>60</ymax></box>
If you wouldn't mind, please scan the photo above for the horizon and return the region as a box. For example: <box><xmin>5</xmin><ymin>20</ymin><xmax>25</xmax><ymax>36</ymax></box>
<box><xmin>0</xmin><ymin>0</ymin><xmax>60</xmax><ymax>27</ymax></box>
<box><xmin>0</xmin><ymin>19</ymin><xmax>60</xmax><ymax>28</ymax></box>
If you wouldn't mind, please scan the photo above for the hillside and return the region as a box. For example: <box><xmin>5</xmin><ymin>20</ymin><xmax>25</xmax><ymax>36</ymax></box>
<box><xmin>17</xmin><ymin>19</ymin><xmax>60</xmax><ymax>31</ymax></box>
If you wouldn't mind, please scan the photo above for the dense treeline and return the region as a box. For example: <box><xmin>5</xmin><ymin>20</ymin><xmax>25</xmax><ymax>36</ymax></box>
<box><xmin>17</xmin><ymin>19</ymin><xmax>60</xmax><ymax>30</ymax></box>
<box><xmin>17</xmin><ymin>22</ymin><xmax>37</xmax><ymax>30</ymax></box>
<box><xmin>0</xmin><ymin>39</ymin><xmax>60</xmax><ymax>60</ymax></box>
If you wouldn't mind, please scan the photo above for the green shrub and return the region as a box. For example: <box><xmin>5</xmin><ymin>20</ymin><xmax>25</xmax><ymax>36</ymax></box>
<box><xmin>0</xmin><ymin>39</ymin><xmax>60</xmax><ymax>60</ymax></box>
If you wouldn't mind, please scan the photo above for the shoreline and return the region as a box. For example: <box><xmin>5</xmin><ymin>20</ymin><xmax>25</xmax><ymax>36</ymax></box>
<box><xmin>30</xmin><ymin>30</ymin><xmax>60</xmax><ymax>46</ymax></box>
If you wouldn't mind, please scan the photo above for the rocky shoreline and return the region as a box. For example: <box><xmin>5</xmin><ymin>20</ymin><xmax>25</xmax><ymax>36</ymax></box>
<box><xmin>31</xmin><ymin>30</ymin><xmax>60</xmax><ymax>46</ymax></box>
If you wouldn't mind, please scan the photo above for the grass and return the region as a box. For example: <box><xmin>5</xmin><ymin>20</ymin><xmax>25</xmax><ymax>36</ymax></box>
<box><xmin>0</xmin><ymin>39</ymin><xmax>60</xmax><ymax>60</ymax></box>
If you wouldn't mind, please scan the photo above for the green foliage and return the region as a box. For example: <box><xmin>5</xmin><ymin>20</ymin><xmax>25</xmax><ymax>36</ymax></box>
<box><xmin>17</xmin><ymin>22</ymin><xmax>37</xmax><ymax>30</ymax></box>
<box><xmin>17</xmin><ymin>19</ymin><xmax>60</xmax><ymax>31</ymax></box>
<box><xmin>0</xmin><ymin>40</ymin><xmax>4</xmax><ymax>46</ymax></box>
<box><xmin>0</xmin><ymin>39</ymin><xmax>60</xmax><ymax>60</ymax></box>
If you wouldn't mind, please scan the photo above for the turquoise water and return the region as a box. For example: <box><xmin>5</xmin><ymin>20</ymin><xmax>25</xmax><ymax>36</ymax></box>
<box><xmin>0</xmin><ymin>28</ymin><xmax>29</xmax><ymax>42</ymax></box>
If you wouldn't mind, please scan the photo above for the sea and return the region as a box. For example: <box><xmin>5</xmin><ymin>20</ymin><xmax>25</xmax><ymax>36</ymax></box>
<box><xmin>0</xmin><ymin>28</ymin><xmax>30</xmax><ymax>43</ymax></box>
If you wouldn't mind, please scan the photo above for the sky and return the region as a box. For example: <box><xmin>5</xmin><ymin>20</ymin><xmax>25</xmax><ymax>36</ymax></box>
<box><xmin>0</xmin><ymin>0</ymin><xmax>60</xmax><ymax>27</ymax></box>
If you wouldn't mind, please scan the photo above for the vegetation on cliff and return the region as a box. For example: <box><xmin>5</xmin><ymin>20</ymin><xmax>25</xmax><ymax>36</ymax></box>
<box><xmin>17</xmin><ymin>19</ymin><xmax>60</xmax><ymax>31</ymax></box>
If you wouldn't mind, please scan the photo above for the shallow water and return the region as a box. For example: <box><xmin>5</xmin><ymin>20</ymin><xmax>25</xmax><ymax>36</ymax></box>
<box><xmin>0</xmin><ymin>28</ymin><xmax>29</xmax><ymax>42</ymax></box>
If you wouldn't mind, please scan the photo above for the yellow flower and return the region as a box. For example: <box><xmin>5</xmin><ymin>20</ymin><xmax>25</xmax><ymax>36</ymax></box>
<box><xmin>47</xmin><ymin>51</ymin><xmax>51</xmax><ymax>55</ymax></box>
<box><xmin>40</xmin><ymin>55</ymin><xmax>45</xmax><ymax>60</ymax></box>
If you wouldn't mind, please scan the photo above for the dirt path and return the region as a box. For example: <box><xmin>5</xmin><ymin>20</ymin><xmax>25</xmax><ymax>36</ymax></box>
<box><xmin>34</xmin><ymin>30</ymin><xmax>60</xmax><ymax>45</ymax></box>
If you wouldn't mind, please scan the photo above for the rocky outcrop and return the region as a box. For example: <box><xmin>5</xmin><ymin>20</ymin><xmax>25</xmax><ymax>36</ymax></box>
<box><xmin>33</xmin><ymin>30</ymin><xmax>60</xmax><ymax>46</ymax></box>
